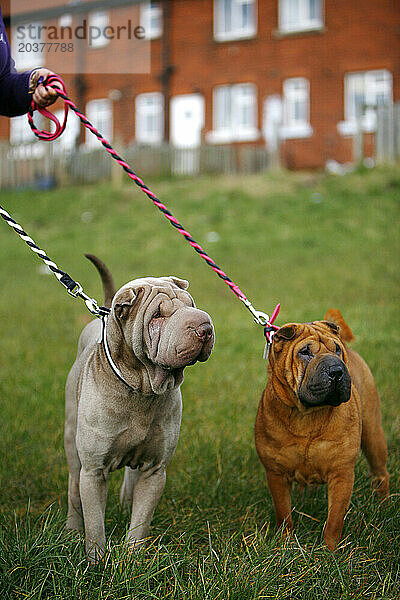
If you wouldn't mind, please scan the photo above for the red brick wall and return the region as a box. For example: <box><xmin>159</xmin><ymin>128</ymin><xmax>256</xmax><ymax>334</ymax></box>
<box><xmin>165</xmin><ymin>0</ymin><xmax>399</xmax><ymax>169</ymax></box>
<box><xmin>1</xmin><ymin>0</ymin><xmax>399</xmax><ymax>169</ymax></box>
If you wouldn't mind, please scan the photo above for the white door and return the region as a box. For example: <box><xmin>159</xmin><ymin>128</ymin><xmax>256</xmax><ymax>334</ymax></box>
<box><xmin>171</xmin><ymin>94</ymin><xmax>204</xmax><ymax>174</ymax></box>
<box><xmin>171</xmin><ymin>94</ymin><xmax>204</xmax><ymax>147</ymax></box>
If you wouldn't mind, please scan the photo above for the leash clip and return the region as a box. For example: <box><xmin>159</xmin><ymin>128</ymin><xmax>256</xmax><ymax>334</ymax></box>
<box><xmin>81</xmin><ymin>295</ymin><xmax>111</xmax><ymax>318</ymax></box>
<box><xmin>66</xmin><ymin>282</ymin><xmax>83</xmax><ymax>298</ymax></box>
<box><xmin>263</xmin><ymin>327</ymin><xmax>278</xmax><ymax>361</ymax></box>
<box><xmin>263</xmin><ymin>341</ymin><xmax>272</xmax><ymax>361</ymax></box>
<box><xmin>240</xmin><ymin>297</ymin><xmax>270</xmax><ymax>326</ymax></box>
<box><xmin>263</xmin><ymin>304</ymin><xmax>282</xmax><ymax>360</ymax></box>
<box><xmin>78</xmin><ymin>291</ymin><xmax>110</xmax><ymax>318</ymax></box>
<box><xmin>65</xmin><ymin>281</ymin><xmax>109</xmax><ymax>318</ymax></box>
<box><xmin>83</xmin><ymin>298</ymin><xmax>102</xmax><ymax>316</ymax></box>
<box><xmin>253</xmin><ymin>310</ymin><xmax>270</xmax><ymax>326</ymax></box>
<box><xmin>263</xmin><ymin>324</ymin><xmax>280</xmax><ymax>361</ymax></box>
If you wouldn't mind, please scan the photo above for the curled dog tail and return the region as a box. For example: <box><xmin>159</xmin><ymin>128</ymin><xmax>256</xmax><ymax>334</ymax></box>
<box><xmin>324</xmin><ymin>308</ymin><xmax>355</xmax><ymax>343</ymax></box>
<box><xmin>85</xmin><ymin>254</ymin><xmax>116</xmax><ymax>308</ymax></box>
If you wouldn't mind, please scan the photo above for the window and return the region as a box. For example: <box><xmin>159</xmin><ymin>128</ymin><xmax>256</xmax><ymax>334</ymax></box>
<box><xmin>345</xmin><ymin>70</ymin><xmax>392</xmax><ymax>121</ymax></box>
<box><xmin>88</xmin><ymin>11</ymin><xmax>110</xmax><ymax>48</ymax></box>
<box><xmin>279</xmin><ymin>0</ymin><xmax>323</xmax><ymax>33</ymax></box>
<box><xmin>85</xmin><ymin>99</ymin><xmax>113</xmax><ymax>147</ymax></box>
<box><xmin>338</xmin><ymin>70</ymin><xmax>392</xmax><ymax>135</ymax></box>
<box><xmin>208</xmin><ymin>83</ymin><xmax>258</xmax><ymax>143</ymax></box>
<box><xmin>59</xmin><ymin>14</ymin><xmax>72</xmax><ymax>28</ymax></box>
<box><xmin>281</xmin><ymin>77</ymin><xmax>312</xmax><ymax>138</ymax></box>
<box><xmin>214</xmin><ymin>0</ymin><xmax>257</xmax><ymax>41</ymax></box>
<box><xmin>140</xmin><ymin>1</ymin><xmax>163</xmax><ymax>39</ymax></box>
<box><xmin>12</xmin><ymin>23</ymin><xmax>44</xmax><ymax>70</ymax></box>
<box><xmin>135</xmin><ymin>92</ymin><xmax>164</xmax><ymax>144</ymax></box>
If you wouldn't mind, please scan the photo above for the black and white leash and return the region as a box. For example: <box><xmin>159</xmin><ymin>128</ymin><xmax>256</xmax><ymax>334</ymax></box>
<box><xmin>0</xmin><ymin>203</ymin><xmax>109</xmax><ymax>319</ymax></box>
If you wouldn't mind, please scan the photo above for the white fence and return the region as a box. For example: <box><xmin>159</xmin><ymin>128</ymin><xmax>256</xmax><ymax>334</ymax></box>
<box><xmin>0</xmin><ymin>143</ymin><xmax>269</xmax><ymax>190</ymax></box>
<box><xmin>375</xmin><ymin>103</ymin><xmax>400</xmax><ymax>164</ymax></box>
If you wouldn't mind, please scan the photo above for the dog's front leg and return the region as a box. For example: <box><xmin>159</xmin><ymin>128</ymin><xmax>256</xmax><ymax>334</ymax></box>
<box><xmin>80</xmin><ymin>468</ymin><xmax>108</xmax><ymax>563</ymax></box>
<box><xmin>126</xmin><ymin>466</ymin><xmax>166</xmax><ymax>548</ymax></box>
<box><xmin>324</xmin><ymin>470</ymin><xmax>354</xmax><ymax>551</ymax></box>
<box><xmin>266</xmin><ymin>471</ymin><xmax>293</xmax><ymax>533</ymax></box>
<box><xmin>120</xmin><ymin>467</ymin><xmax>141</xmax><ymax>515</ymax></box>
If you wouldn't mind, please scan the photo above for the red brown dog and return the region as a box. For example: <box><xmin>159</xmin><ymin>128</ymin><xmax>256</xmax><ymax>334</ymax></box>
<box><xmin>255</xmin><ymin>309</ymin><xmax>389</xmax><ymax>550</ymax></box>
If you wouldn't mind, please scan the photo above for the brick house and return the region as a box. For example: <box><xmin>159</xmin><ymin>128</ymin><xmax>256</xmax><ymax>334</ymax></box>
<box><xmin>1</xmin><ymin>0</ymin><xmax>399</xmax><ymax>169</ymax></box>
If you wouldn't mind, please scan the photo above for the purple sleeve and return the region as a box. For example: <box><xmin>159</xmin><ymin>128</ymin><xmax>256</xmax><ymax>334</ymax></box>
<box><xmin>0</xmin><ymin>8</ymin><xmax>32</xmax><ymax>117</ymax></box>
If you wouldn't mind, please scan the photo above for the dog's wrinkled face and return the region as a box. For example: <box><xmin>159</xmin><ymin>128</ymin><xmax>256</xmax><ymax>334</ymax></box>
<box><xmin>270</xmin><ymin>321</ymin><xmax>351</xmax><ymax>410</ymax></box>
<box><xmin>111</xmin><ymin>276</ymin><xmax>214</xmax><ymax>393</ymax></box>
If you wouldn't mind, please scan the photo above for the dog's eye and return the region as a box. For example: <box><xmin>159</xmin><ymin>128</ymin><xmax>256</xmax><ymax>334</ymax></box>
<box><xmin>152</xmin><ymin>309</ymin><xmax>162</xmax><ymax>319</ymax></box>
<box><xmin>335</xmin><ymin>343</ymin><xmax>342</xmax><ymax>356</ymax></box>
<box><xmin>298</xmin><ymin>345</ymin><xmax>313</xmax><ymax>359</ymax></box>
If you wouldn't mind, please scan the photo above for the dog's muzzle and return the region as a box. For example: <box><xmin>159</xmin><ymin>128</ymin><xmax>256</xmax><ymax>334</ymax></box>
<box><xmin>298</xmin><ymin>355</ymin><xmax>352</xmax><ymax>408</ymax></box>
<box><xmin>154</xmin><ymin>307</ymin><xmax>214</xmax><ymax>370</ymax></box>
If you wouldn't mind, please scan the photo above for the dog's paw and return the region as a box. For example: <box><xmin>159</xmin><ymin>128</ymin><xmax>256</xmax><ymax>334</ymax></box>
<box><xmin>65</xmin><ymin>517</ymin><xmax>84</xmax><ymax>533</ymax></box>
<box><xmin>125</xmin><ymin>533</ymin><xmax>150</xmax><ymax>551</ymax></box>
<box><xmin>323</xmin><ymin>529</ymin><xmax>340</xmax><ymax>552</ymax></box>
<box><xmin>371</xmin><ymin>475</ymin><xmax>390</xmax><ymax>500</ymax></box>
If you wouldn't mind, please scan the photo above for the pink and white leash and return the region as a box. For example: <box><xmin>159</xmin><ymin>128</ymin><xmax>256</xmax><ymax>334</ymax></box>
<box><xmin>27</xmin><ymin>75</ymin><xmax>280</xmax><ymax>349</ymax></box>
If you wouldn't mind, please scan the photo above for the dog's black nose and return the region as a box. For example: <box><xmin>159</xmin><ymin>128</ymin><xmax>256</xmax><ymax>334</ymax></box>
<box><xmin>195</xmin><ymin>323</ymin><xmax>213</xmax><ymax>341</ymax></box>
<box><xmin>329</xmin><ymin>363</ymin><xmax>344</xmax><ymax>381</ymax></box>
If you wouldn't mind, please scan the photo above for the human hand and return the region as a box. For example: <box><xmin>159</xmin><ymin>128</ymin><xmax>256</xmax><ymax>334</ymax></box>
<box><xmin>29</xmin><ymin>68</ymin><xmax>63</xmax><ymax>108</ymax></box>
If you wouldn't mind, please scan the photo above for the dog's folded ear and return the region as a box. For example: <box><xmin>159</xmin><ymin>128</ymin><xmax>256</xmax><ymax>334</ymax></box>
<box><xmin>167</xmin><ymin>276</ymin><xmax>189</xmax><ymax>290</ymax></box>
<box><xmin>114</xmin><ymin>288</ymin><xmax>139</xmax><ymax>320</ymax></box>
<box><xmin>275</xmin><ymin>324</ymin><xmax>298</xmax><ymax>341</ymax></box>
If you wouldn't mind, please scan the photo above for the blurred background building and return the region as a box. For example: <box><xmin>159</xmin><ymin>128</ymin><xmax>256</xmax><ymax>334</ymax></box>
<box><xmin>0</xmin><ymin>0</ymin><xmax>399</xmax><ymax>174</ymax></box>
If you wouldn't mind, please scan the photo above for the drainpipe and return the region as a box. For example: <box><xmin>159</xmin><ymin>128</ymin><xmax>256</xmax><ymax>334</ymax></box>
<box><xmin>73</xmin><ymin>12</ymin><xmax>87</xmax><ymax>147</ymax></box>
<box><xmin>74</xmin><ymin>74</ymin><xmax>87</xmax><ymax>146</ymax></box>
<box><xmin>160</xmin><ymin>0</ymin><xmax>173</xmax><ymax>143</ymax></box>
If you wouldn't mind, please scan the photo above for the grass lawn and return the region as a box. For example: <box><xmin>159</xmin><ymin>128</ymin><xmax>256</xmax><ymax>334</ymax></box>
<box><xmin>0</xmin><ymin>165</ymin><xmax>399</xmax><ymax>599</ymax></box>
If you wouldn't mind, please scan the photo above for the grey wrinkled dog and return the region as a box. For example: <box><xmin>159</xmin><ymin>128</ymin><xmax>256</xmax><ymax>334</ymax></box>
<box><xmin>65</xmin><ymin>255</ymin><xmax>214</xmax><ymax>562</ymax></box>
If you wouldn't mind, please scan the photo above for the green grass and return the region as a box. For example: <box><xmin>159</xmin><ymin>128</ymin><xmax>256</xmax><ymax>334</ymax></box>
<box><xmin>0</xmin><ymin>165</ymin><xmax>399</xmax><ymax>599</ymax></box>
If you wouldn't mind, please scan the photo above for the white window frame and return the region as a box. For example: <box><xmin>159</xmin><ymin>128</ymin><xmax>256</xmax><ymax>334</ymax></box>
<box><xmin>140</xmin><ymin>1</ymin><xmax>163</xmax><ymax>40</ymax></box>
<box><xmin>338</xmin><ymin>69</ymin><xmax>392</xmax><ymax>136</ymax></box>
<box><xmin>12</xmin><ymin>22</ymin><xmax>44</xmax><ymax>70</ymax></box>
<box><xmin>280</xmin><ymin>77</ymin><xmax>313</xmax><ymax>139</ymax></box>
<box><xmin>88</xmin><ymin>11</ymin><xmax>110</xmax><ymax>48</ymax></box>
<box><xmin>135</xmin><ymin>92</ymin><xmax>164</xmax><ymax>145</ymax></box>
<box><xmin>214</xmin><ymin>0</ymin><xmax>257</xmax><ymax>42</ymax></box>
<box><xmin>279</xmin><ymin>0</ymin><xmax>323</xmax><ymax>34</ymax></box>
<box><xmin>85</xmin><ymin>99</ymin><xmax>113</xmax><ymax>147</ymax></box>
<box><xmin>207</xmin><ymin>83</ymin><xmax>259</xmax><ymax>143</ymax></box>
